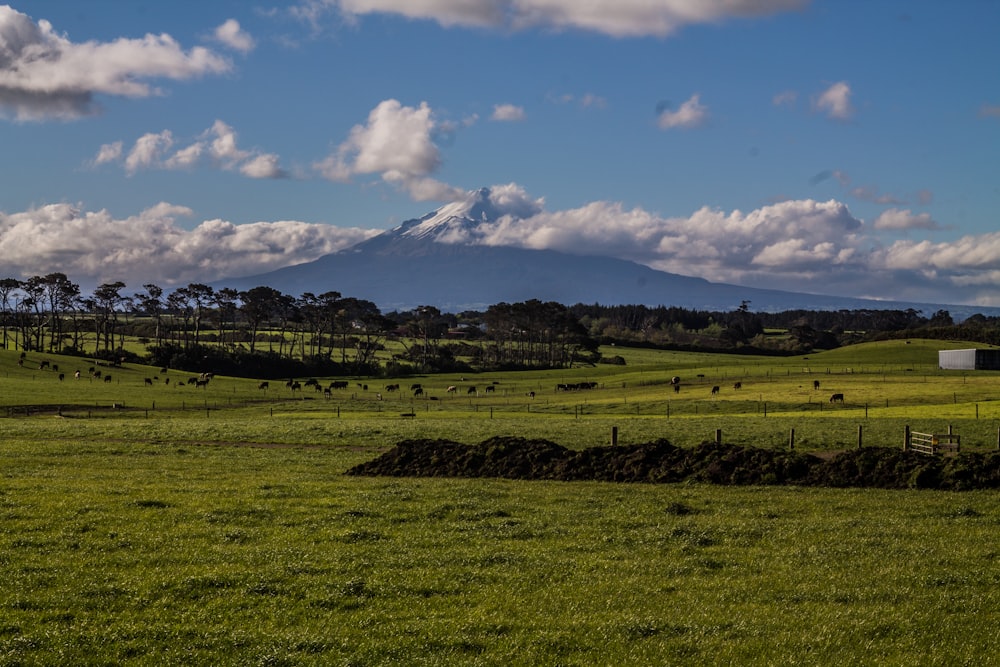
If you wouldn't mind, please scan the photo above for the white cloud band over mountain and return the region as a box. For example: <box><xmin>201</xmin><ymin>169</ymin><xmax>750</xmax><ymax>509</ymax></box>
<box><xmin>4</xmin><ymin>185</ymin><xmax>1000</xmax><ymax>307</ymax></box>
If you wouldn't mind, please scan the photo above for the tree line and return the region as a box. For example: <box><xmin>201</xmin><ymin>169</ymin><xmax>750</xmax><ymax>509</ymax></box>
<box><xmin>1</xmin><ymin>274</ymin><xmax>995</xmax><ymax>378</ymax></box>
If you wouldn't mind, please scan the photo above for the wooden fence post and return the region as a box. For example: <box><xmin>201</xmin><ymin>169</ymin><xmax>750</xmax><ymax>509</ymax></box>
<box><xmin>611</xmin><ymin>426</ymin><xmax>618</xmax><ymax>446</ymax></box>
<box><xmin>857</xmin><ymin>424</ymin><xmax>863</xmax><ymax>449</ymax></box>
<box><xmin>715</xmin><ymin>429</ymin><xmax>722</xmax><ymax>445</ymax></box>
<box><xmin>789</xmin><ymin>428</ymin><xmax>795</xmax><ymax>450</ymax></box>
<box><xmin>904</xmin><ymin>424</ymin><xmax>910</xmax><ymax>451</ymax></box>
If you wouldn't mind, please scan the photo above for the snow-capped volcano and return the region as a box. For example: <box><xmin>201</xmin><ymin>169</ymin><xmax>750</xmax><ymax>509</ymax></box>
<box><xmin>217</xmin><ymin>186</ymin><xmax>966</xmax><ymax>315</ymax></box>
<box><xmin>389</xmin><ymin>185</ymin><xmax>543</xmax><ymax>245</ymax></box>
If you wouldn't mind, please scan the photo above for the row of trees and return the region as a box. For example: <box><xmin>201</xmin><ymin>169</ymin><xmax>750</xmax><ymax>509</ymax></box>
<box><xmin>0</xmin><ymin>274</ymin><xmax>599</xmax><ymax>375</ymax></box>
<box><xmin>2</xmin><ymin>273</ymin><xmax>996</xmax><ymax>377</ymax></box>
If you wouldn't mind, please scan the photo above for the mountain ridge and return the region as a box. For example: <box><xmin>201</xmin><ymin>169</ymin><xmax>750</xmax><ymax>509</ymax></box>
<box><xmin>217</xmin><ymin>188</ymin><xmax>999</xmax><ymax>319</ymax></box>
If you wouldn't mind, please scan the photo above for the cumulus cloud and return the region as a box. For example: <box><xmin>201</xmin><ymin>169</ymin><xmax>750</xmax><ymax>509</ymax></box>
<box><xmin>94</xmin><ymin>120</ymin><xmax>286</xmax><ymax>179</ymax></box>
<box><xmin>291</xmin><ymin>0</ymin><xmax>806</xmax><ymax>38</ymax></box>
<box><xmin>491</xmin><ymin>103</ymin><xmax>526</xmax><ymax>121</ymax></box>
<box><xmin>213</xmin><ymin>19</ymin><xmax>255</xmax><ymax>53</ymax></box>
<box><xmin>125</xmin><ymin>130</ymin><xmax>174</xmax><ymax>174</ymax></box>
<box><xmin>0</xmin><ymin>202</ymin><xmax>378</xmax><ymax>286</ymax></box>
<box><xmin>657</xmin><ymin>93</ymin><xmax>707</xmax><ymax>129</ymax></box>
<box><xmin>0</xmin><ymin>5</ymin><xmax>230</xmax><ymax>121</ymax></box>
<box><xmin>437</xmin><ymin>189</ymin><xmax>1000</xmax><ymax>305</ymax></box>
<box><xmin>93</xmin><ymin>141</ymin><xmax>123</xmax><ymax>166</ymax></box>
<box><xmin>316</xmin><ymin>98</ymin><xmax>463</xmax><ymax>201</ymax></box>
<box><xmin>814</xmin><ymin>81</ymin><xmax>854</xmax><ymax>120</ymax></box>
<box><xmin>872</xmin><ymin>208</ymin><xmax>941</xmax><ymax>231</ymax></box>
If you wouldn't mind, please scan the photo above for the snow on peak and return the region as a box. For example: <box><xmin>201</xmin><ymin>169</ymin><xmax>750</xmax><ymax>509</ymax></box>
<box><xmin>395</xmin><ymin>185</ymin><xmax>543</xmax><ymax>244</ymax></box>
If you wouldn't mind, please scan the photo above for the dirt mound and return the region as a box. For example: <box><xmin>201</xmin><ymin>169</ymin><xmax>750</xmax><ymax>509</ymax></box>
<box><xmin>346</xmin><ymin>437</ymin><xmax>1000</xmax><ymax>490</ymax></box>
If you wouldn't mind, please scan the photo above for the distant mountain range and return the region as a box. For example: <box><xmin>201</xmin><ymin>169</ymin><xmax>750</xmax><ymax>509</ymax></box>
<box><xmin>218</xmin><ymin>188</ymin><xmax>999</xmax><ymax>319</ymax></box>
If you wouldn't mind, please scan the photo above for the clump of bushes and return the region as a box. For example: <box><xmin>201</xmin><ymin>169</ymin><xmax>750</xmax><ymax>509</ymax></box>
<box><xmin>347</xmin><ymin>437</ymin><xmax>1000</xmax><ymax>491</ymax></box>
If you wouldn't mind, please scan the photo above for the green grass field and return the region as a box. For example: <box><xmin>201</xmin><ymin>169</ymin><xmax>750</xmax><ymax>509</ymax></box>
<box><xmin>3</xmin><ymin>340</ymin><xmax>1000</xmax><ymax>664</ymax></box>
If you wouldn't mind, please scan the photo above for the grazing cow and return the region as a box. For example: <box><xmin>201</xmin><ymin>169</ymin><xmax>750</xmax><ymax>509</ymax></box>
<box><xmin>446</xmin><ymin>386</ymin><xmax>457</xmax><ymax>393</ymax></box>
<box><xmin>74</xmin><ymin>370</ymin><xmax>80</xmax><ymax>379</ymax></box>
<box><xmin>385</xmin><ymin>383</ymin><xmax>399</xmax><ymax>392</ymax></box>
<box><xmin>144</xmin><ymin>378</ymin><xmax>153</xmax><ymax>386</ymax></box>
<box><xmin>813</xmin><ymin>380</ymin><xmax>821</xmax><ymax>390</ymax></box>
<box><xmin>52</xmin><ymin>364</ymin><xmax>58</xmax><ymax>372</ymax></box>
<box><xmin>410</xmin><ymin>383</ymin><xmax>422</xmax><ymax>391</ymax></box>
<box><xmin>187</xmin><ymin>377</ymin><xmax>198</xmax><ymax>385</ymax></box>
<box><xmin>161</xmin><ymin>367</ymin><xmax>169</xmax><ymax>374</ymax></box>
<box><xmin>195</xmin><ymin>379</ymin><xmax>209</xmax><ymax>388</ymax></box>
<box><xmin>323</xmin><ymin>388</ymin><xmax>332</xmax><ymax>398</ymax></box>
<box><xmin>258</xmin><ymin>381</ymin><xmax>269</xmax><ymax>390</ymax></box>
<box><xmin>733</xmin><ymin>381</ymin><xmax>742</xmax><ymax>390</ymax></box>
<box><xmin>711</xmin><ymin>386</ymin><xmax>720</xmax><ymax>395</ymax></box>
<box><xmin>164</xmin><ymin>378</ymin><xmax>170</xmax><ymax>385</ymax></box>
<box><xmin>413</xmin><ymin>387</ymin><xmax>424</xmax><ymax>396</ymax></box>
<box><xmin>674</xmin><ymin>384</ymin><xmax>680</xmax><ymax>394</ymax></box>
<box><xmin>104</xmin><ymin>375</ymin><xmax>112</xmax><ymax>383</ymax></box>
<box><xmin>467</xmin><ymin>386</ymin><xmax>477</xmax><ymax>395</ymax></box>
<box><xmin>329</xmin><ymin>380</ymin><xmax>349</xmax><ymax>390</ymax></box>
<box><xmin>58</xmin><ymin>373</ymin><xmax>65</xmax><ymax>381</ymax></box>
<box><xmin>527</xmin><ymin>391</ymin><xmax>535</xmax><ymax>399</ymax></box>
<box><xmin>304</xmin><ymin>378</ymin><xmax>319</xmax><ymax>388</ymax></box>
<box><xmin>830</xmin><ymin>393</ymin><xmax>844</xmax><ymax>403</ymax></box>
<box><xmin>484</xmin><ymin>385</ymin><xmax>495</xmax><ymax>393</ymax></box>
<box><xmin>39</xmin><ymin>360</ymin><xmax>49</xmax><ymax>370</ymax></box>
<box><xmin>93</xmin><ymin>370</ymin><xmax>102</xmax><ymax>379</ymax></box>
<box><xmin>670</xmin><ymin>376</ymin><xmax>681</xmax><ymax>386</ymax></box>
<box><xmin>290</xmin><ymin>382</ymin><xmax>301</xmax><ymax>392</ymax></box>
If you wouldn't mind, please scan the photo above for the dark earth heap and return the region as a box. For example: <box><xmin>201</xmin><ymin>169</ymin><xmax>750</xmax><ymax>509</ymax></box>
<box><xmin>347</xmin><ymin>437</ymin><xmax>1000</xmax><ymax>490</ymax></box>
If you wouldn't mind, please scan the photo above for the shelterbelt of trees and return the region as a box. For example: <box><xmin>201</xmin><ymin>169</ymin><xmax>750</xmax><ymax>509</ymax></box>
<box><xmin>1</xmin><ymin>273</ymin><xmax>996</xmax><ymax>378</ymax></box>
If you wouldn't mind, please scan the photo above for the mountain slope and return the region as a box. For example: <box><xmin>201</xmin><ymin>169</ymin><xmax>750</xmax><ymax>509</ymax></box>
<box><xmin>217</xmin><ymin>188</ymin><xmax>992</xmax><ymax>316</ymax></box>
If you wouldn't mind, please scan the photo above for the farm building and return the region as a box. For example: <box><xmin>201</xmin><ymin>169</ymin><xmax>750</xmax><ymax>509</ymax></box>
<box><xmin>938</xmin><ymin>348</ymin><xmax>1000</xmax><ymax>370</ymax></box>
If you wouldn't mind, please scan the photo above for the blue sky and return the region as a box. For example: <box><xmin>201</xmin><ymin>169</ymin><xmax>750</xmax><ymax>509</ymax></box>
<box><xmin>1</xmin><ymin>0</ymin><xmax>998</xmax><ymax>307</ymax></box>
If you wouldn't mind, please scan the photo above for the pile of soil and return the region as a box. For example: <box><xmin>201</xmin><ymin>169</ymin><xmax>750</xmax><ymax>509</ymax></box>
<box><xmin>346</xmin><ymin>436</ymin><xmax>1000</xmax><ymax>490</ymax></box>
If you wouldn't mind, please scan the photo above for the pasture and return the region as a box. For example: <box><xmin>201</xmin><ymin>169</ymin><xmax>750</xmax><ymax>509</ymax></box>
<box><xmin>3</xmin><ymin>339</ymin><xmax>1000</xmax><ymax>663</ymax></box>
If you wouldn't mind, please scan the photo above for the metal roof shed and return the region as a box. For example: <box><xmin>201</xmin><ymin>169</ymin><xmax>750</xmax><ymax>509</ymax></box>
<box><xmin>939</xmin><ymin>348</ymin><xmax>1000</xmax><ymax>370</ymax></box>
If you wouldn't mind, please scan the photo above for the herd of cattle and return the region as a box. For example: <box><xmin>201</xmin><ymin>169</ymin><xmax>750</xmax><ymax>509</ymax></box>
<box><xmin>11</xmin><ymin>352</ymin><xmax>849</xmax><ymax>404</ymax></box>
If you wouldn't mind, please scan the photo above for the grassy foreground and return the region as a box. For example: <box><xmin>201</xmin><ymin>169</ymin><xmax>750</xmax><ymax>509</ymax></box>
<box><xmin>3</xmin><ymin>438</ymin><xmax>1000</xmax><ymax>665</ymax></box>
<box><xmin>3</xmin><ymin>340</ymin><xmax>1000</xmax><ymax>663</ymax></box>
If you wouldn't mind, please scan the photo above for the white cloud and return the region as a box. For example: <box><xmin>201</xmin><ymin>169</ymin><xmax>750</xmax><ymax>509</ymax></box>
<box><xmin>657</xmin><ymin>93</ymin><xmax>707</xmax><ymax>129</ymax></box>
<box><xmin>97</xmin><ymin>120</ymin><xmax>285</xmax><ymax>179</ymax></box>
<box><xmin>125</xmin><ymin>131</ymin><xmax>174</xmax><ymax>175</ymax></box>
<box><xmin>316</xmin><ymin>98</ymin><xmax>463</xmax><ymax>201</ymax></box>
<box><xmin>0</xmin><ymin>202</ymin><xmax>378</xmax><ymax>286</ymax></box>
<box><xmin>491</xmin><ymin>104</ymin><xmax>526</xmax><ymax>121</ymax></box>
<box><xmin>213</xmin><ymin>19</ymin><xmax>255</xmax><ymax>53</ymax></box>
<box><xmin>872</xmin><ymin>208</ymin><xmax>941</xmax><ymax>231</ymax></box>
<box><xmin>240</xmin><ymin>154</ymin><xmax>286</xmax><ymax>179</ymax></box>
<box><xmin>293</xmin><ymin>0</ymin><xmax>806</xmax><ymax>38</ymax></box>
<box><xmin>93</xmin><ymin>141</ymin><xmax>123</xmax><ymax>166</ymax></box>
<box><xmin>0</xmin><ymin>5</ymin><xmax>230</xmax><ymax>121</ymax></box>
<box><xmin>814</xmin><ymin>81</ymin><xmax>854</xmax><ymax>120</ymax></box>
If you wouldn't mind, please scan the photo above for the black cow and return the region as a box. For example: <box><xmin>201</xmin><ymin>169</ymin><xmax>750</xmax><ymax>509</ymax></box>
<box><xmin>830</xmin><ymin>393</ymin><xmax>844</xmax><ymax>403</ymax></box>
<box><xmin>711</xmin><ymin>386</ymin><xmax>720</xmax><ymax>395</ymax></box>
<box><xmin>733</xmin><ymin>381</ymin><xmax>742</xmax><ymax>390</ymax></box>
<box><xmin>144</xmin><ymin>378</ymin><xmax>153</xmax><ymax>386</ymax></box>
<box><xmin>258</xmin><ymin>381</ymin><xmax>269</xmax><ymax>390</ymax></box>
<box><xmin>673</xmin><ymin>384</ymin><xmax>680</xmax><ymax>394</ymax></box>
<box><xmin>813</xmin><ymin>380</ymin><xmax>821</xmax><ymax>390</ymax></box>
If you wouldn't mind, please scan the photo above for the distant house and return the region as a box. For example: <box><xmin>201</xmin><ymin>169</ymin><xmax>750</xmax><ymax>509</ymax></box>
<box><xmin>939</xmin><ymin>348</ymin><xmax>1000</xmax><ymax>370</ymax></box>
